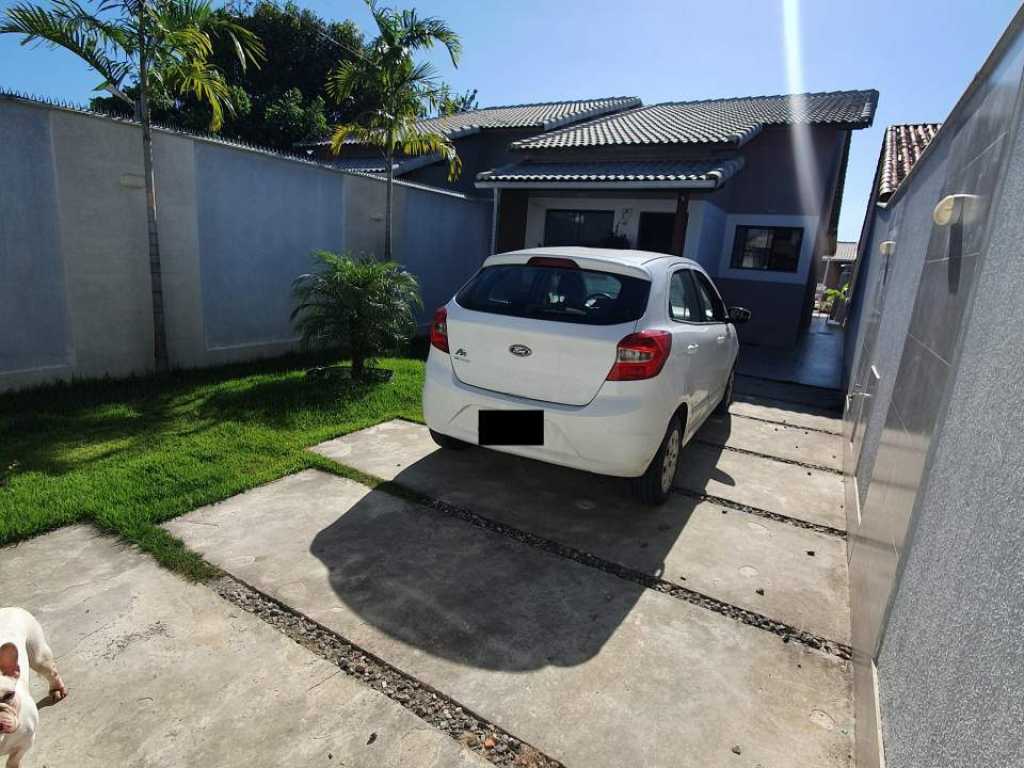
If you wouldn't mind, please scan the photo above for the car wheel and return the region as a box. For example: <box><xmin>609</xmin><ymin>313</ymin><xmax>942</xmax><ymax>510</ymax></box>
<box><xmin>632</xmin><ymin>416</ymin><xmax>682</xmax><ymax>506</ymax></box>
<box><xmin>429</xmin><ymin>429</ymin><xmax>469</xmax><ymax>450</ymax></box>
<box><xmin>714</xmin><ymin>368</ymin><xmax>735</xmax><ymax>416</ymax></box>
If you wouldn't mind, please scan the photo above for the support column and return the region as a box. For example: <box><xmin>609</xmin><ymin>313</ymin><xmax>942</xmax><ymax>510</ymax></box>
<box><xmin>671</xmin><ymin>192</ymin><xmax>690</xmax><ymax>256</ymax></box>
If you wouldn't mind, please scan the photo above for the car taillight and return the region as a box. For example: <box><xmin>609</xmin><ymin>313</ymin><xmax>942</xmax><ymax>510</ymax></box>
<box><xmin>607</xmin><ymin>330</ymin><xmax>672</xmax><ymax>381</ymax></box>
<box><xmin>527</xmin><ymin>256</ymin><xmax>579</xmax><ymax>269</ymax></box>
<box><xmin>430</xmin><ymin>307</ymin><xmax>449</xmax><ymax>353</ymax></box>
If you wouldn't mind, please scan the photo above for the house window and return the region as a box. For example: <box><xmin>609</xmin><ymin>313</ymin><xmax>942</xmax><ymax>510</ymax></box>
<box><xmin>543</xmin><ymin>209</ymin><xmax>614</xmax><ymax>248</ymax></box>
<box><xmin>730</xmin><ymin>226</ymin><xmax>803</xmax><ymax>272</ymax></box>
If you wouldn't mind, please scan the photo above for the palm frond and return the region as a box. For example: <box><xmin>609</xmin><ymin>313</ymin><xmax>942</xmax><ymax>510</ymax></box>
<box><xmin>291</xmin><ymin>250</ymin><xmax>422</xmax><ymax>371</ymax></box>
<box><xmin>1</xmin><ymin>2</ymin><xmax>132</xmax><ymax>98</ymax></box>
<box><xmin>399</xmin><ymin>129</ymin><xmax>461</xmax><ymax>181</ymax></box>
<box><xmin>398</xmin><ymin>10</ymin><xmax>460</xmax><ymax>66</ymax></box>
<box><xmin>329</xmin><ymin>122</ymin><xmax>382</xmax><ymax>155</ymax></box>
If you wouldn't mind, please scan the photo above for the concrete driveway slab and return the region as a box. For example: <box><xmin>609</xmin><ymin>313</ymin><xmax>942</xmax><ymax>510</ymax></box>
<box><xmin>697</xmin><ymin>414</ymin><xmax>843</xmax><ymax>471</ymax></box>
<box><xmin>167</xmin><ymin>470</ymin><xmax>854</xmax><ymax>768</ymax></box>
<box><xmin>731</xmin><ymin>397</ymin><xmax>842</xmax><ymax>434</ymax></box>
<box><xmin>0</xmin><ymin>526</ymin><xmax>488</xmax><ymax>768</ymax></box>
<box><xmin>312</xmin><ymin>420</ymin><xmax>849</xmax><ymax>642</ymax></box>
<box><xmin>676</xmin><ymin>441</ymin><xmax>846</xmax><ymax>529</ymax></box>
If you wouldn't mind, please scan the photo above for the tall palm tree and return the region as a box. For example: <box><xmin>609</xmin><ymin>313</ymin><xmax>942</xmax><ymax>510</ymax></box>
<box><xmin>2</xmin><ymin>0</ymin><xmax>263</xmax><ymax>372</ymax></box>
<box><xmin>326</xmin><ymin>0</ymin><xmax>461</xmax><ymax>260</ymax></box>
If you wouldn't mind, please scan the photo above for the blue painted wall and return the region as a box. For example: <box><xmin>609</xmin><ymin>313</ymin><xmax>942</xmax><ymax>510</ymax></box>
<box><xmin>195</xmin><ymin>143</ymin><xmax>347</xmax><ymax>349</ymax></box>
<box><xmin>0</xmin><ymin>103</ymin><xmax>70</xmax><ymax>374</ymax></box>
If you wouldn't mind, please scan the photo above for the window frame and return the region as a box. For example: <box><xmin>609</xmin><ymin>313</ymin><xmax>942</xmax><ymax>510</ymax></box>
<box><xmin>690</xmin><ymin>269</ymin><xmax>729</xmax><ymax>323</ymax></box>
<box><xmin>729</xmin><ymin>225</ymin><xmax>804</xmax><ymax>273</ymax></box>
<box><xmin>542</xmin><ymin>208</ymin><xmax>616</xmax><ymax>248</ymax></box>
<box><xmin>668</xmin><ymin>268</ymin><xmax>725</xmax><ymax>325</ymax></box>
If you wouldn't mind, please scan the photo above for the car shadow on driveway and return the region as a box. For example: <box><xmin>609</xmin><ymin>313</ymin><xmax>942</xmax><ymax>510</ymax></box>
<box><xmin>309</xmin><ymin>416</ymin><xmax>733</xmax><ymax>671</ymax></box>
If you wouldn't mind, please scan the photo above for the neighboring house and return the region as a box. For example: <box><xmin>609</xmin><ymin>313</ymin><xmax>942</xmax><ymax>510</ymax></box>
<box><xmin>301</xmin><ymin>96</ymin><xmax>640</xmax><ymax>196</ymax></box>
<box><xmin>819</xmin><ymin>239</ymin><xmax>857</xmax><ymax>291</ymax></box>
<box><xmin>475</xmin><ymin>89</ymin><xmax>879</xmax><ymax>347</ymax></box>
<box><xmin>842</xmin><ymin>123</ymin><xmax>941</xmax><ymax>383</ymax></box>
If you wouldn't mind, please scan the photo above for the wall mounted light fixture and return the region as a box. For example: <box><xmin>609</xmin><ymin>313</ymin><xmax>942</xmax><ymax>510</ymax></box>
<box><xmin>933</xmin><ymin>193</ymin><xmax>981</xmax><ymax>226</ymax></box>
<box><xmin>879</xmin><ymin>240</ymin><xmax>896</xmax><ymax>256</ymax></box>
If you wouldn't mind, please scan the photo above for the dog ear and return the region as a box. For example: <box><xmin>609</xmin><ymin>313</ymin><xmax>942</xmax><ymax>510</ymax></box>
<box><xmin>0</xmin><ymin>643</ymin><xmax>19</xmax><ymax>679</ymax></box>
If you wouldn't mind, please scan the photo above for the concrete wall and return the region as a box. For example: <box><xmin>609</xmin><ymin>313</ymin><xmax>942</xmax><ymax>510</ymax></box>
<box><xmin>842</xmin><ymin>12</ymin><xmax>1024</xmax><ymax>768</ymax></box>
<box><xmin>0</xmin><ymin>96</ymin><xmax>491</xmax><ymax>391</ymax></box>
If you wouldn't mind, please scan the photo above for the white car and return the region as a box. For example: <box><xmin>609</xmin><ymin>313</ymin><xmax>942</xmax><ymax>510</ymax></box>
<box><xmin>422</xmin><ymin>247</ymin><xmax>749</xmax><ymax>504</ymax></box>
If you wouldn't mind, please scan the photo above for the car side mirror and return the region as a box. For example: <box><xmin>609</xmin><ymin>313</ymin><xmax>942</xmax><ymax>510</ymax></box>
<box><xmin>728</xmin><ymin>306</ymin><xmax>751</xmax><ymax>324</ymax></box>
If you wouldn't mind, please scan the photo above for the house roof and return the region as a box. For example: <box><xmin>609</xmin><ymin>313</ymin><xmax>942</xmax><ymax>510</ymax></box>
<box><xmin>328</xmin><ymin>157</ymin><xmax>392</xmax><ymax>173</ymax></box>
<box><xmin>415</xmin><ymin>96</ymin><xmax>641</xmax><ymax>137</ymax></box>
<box><xmin>511</xmin><ymin>89</ymin><xmax>879</xmax><ymax>150</ymax></box>
<box><xmin>303</xmin><ymin>96</ymin><xmax>641</xmax><ymax>147</ymax></box>
<box><xmin>476</xmin><ymin>158</ymin><xmax>744</xmax><ymax>189</ymax></box>
<box><xmin>878</xmin><ymin>123</ymin><xmax>941</xmax><ymax>200</ymax></box>
<box><xmin>825</xmin><ymin>241</ymin><xmax>859</xmax><ymax>262</ymax></box>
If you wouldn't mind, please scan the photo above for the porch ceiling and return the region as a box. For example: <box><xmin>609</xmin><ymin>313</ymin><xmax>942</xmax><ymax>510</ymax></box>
<box><xmin>475</xmin><ymin>157</ymin><xmax>745</xmax><ymax>190</ymax></box>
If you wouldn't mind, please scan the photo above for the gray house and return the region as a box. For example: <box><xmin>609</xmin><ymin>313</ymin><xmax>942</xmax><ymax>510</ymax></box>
<box><xmin>476</xmin><ymin>90</ymin><xmax>879</xmax><ymax>347</ymax></box>
<box><xmin>304</xmin><ymin>96</ymin><xmax>640</xmax><ymax>196</ymax></box>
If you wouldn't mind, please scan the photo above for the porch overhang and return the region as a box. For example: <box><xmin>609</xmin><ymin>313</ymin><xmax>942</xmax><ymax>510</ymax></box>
<box><xmin>475</xmin><ymin>157</ymin><xmax>745</xmax><ymax>191</ymax></box>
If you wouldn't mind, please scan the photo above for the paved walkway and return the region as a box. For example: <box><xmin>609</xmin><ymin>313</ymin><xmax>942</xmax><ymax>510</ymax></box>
<box><xmin>0</xmin><ymin>526</ymin><xmax>488</xmax><ymax>768</ymax></box>
<box><xmin>737</xmin><ymin>315</ymin><xmax>845</xmax><ymax>391</ymax></box>
<box><xmin>165</xmin><ymin>393</ymin><xmax>852</xmax><ymax>768</ymax></box>
<box><xmin>4</xmin><ymin>390</ymin><xmax>850</xmax><ymax>768</ymax></box>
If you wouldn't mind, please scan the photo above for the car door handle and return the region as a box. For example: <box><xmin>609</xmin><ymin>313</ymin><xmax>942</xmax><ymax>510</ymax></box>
<box><xmin>687</xmin><ymin>344</ymin><xmax>700</xmax><ymax>354</ymax></box>
<box><xmin>716</xmin><ymin>335</ymin><xmax>727</xmax><ymax>344</ymax></box>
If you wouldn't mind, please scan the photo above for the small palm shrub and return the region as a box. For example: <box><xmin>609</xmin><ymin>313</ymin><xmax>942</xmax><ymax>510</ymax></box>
<box><xmin>291</xmin><ymin>251</ymin><xmax>422</xmax><ymax>379</ymax></box>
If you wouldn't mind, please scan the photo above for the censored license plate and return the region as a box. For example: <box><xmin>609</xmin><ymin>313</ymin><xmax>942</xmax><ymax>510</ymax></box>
<box><xmin>478</xmin><ymin>410</ymin><xmax>544</xmax><ymax>446</ymax></box>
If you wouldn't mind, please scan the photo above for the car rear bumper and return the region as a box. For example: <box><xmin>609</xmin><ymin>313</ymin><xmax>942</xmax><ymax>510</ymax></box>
<box><xmin>422</xmin><ymin>349</ymin><xmax>672</xmax><ymax>477</ymax></box>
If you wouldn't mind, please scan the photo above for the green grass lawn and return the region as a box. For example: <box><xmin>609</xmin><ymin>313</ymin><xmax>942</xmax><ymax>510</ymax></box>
<box><xmin>0</xmin><ymin>355</ymin><xmax>425</xmax><ymax>577</ymax></box>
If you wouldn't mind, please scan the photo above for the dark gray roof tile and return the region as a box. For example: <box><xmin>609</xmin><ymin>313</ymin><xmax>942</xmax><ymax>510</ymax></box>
<box><xmin>513</xmin><ymin>90</ymin><xmax>879</xmax><ymax>149</ymax></box>
<box><xmin>477</xmin><ymin>158</ymin><xmax>744</xmax><ymax>188</ymax></box>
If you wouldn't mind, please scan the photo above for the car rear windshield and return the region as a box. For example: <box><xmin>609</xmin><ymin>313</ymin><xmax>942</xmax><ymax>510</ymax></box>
<box><xmin>456</xmin><ymin>263</ymin><xmax>650</xmax><ymax>325</ymax></box>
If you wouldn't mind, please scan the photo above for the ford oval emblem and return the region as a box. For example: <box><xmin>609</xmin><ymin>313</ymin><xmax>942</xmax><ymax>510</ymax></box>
<box><xmin>509</xmin><ymin>344</ymin><xmax>532</xmax><ymax>358</ymax></box>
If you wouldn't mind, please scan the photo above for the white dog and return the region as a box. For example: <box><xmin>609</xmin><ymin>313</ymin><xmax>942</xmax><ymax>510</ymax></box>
<box><xmin>0</xmin><ymin>608</ymin><xmax>67</xmax><ymax>768</ymax></box>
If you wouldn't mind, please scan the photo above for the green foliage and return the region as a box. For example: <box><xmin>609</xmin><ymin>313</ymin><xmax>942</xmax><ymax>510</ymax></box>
<box><xmin>821</xmin><ymin>282</ymin><xmax>849</xmax><ymax>313</ymax></box>
<box><xmin>291</xmin><ymin>251</ymin><xmax>423</xmax><ymax>378</ymax></box>
<box><xmin>88</xmin><ymin>0</ymin><xmax>367</xmax><ymax>148</ymax></box>
<box><xmin>434</xmin><ymin>84</ymin><xmax>477</xmax><ymax>117</ymax></box>
<box><xmin>2</xmin><ymin>0</ymin><xmax>264</xmax><ymax>131</ymax></box>
<box><xmin>326</xmin><ymin>0</ymin><xmax>462</xmax><ymax>180</ymax></box>
<box><xmin>0</xmin><ymin>356</ymin><xmax>426</xmax><ymax>577</ymax></box>
<box><xmin>263</xmin><ymin>86</ymin><xmax>327</xmax><ymax>147</ymax></box>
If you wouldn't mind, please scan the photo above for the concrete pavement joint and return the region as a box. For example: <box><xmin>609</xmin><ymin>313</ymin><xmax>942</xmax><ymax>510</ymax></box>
<box><xmin>210</xmin><ymin>575</ymin><xmax>564</xmax><ymax>768</ymax></box>
<box><xmin>672</xmin><ymin>487</ymin><xmax>847</xmax><ymax>539</ymax></box>
<box><xmin>400</xmin><ymin>490</ymin><xmax>853</xmax><ymax>660</ymax></box>
<box><xmin>728</xmin><ymin>410</ymin><xmax>842</xmax><ymax>436</ymax></box>
<box><xmin>694</xmin><ymin>440</ymin><xmax>844</xmax><ymax>475</ymax></box>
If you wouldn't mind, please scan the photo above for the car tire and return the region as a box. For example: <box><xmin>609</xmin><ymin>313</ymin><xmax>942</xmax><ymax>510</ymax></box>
<box><xmin>714</xmin><ymin>368</ymin><xmax>735</xmax><ymax>417</ymax></box>
<box><xmin>429</xmin><ymin>429</ymin><xmax>469</xmax><ymax>450</ymax></box>
<box><xmin>632</xmin><ymin>416</ymin><xmax>682</xmax><ymax>506</ymax></box>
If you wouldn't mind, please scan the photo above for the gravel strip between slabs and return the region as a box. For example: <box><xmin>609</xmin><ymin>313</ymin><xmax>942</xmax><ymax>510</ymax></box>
<box><xmin>210</xmin><ymin>575</ymin><xmax>564</xmax><ymax>768</ymax></box>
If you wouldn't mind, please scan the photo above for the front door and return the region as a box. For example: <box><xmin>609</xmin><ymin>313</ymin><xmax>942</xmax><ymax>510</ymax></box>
<box><xmin>637</xmin><ymin>212</ymin><xmax>675</xmax><ymax>254</ymax></box>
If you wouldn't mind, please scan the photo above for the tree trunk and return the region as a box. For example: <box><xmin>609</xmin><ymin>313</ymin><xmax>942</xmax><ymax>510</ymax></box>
<box><xmin>137</xmin><ymin>3</ymin><xmax>169</xmax><ymax>374</ymax></box>
<box><xmin>383</xmin><ymin>148</ymin><xmax>394</xmax><ymax>261</ymax></box>
<box><xmin>351</xmin><ymin>351</ymin><xmax>365</xmax><ymax>380</ymax></box>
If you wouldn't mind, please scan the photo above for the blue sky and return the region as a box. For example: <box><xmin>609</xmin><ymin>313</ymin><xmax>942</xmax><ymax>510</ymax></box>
<box><xmin>1</xmin><ymin>0</ymin><xmax>1019</xmax><ymax>241</ymax></box>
